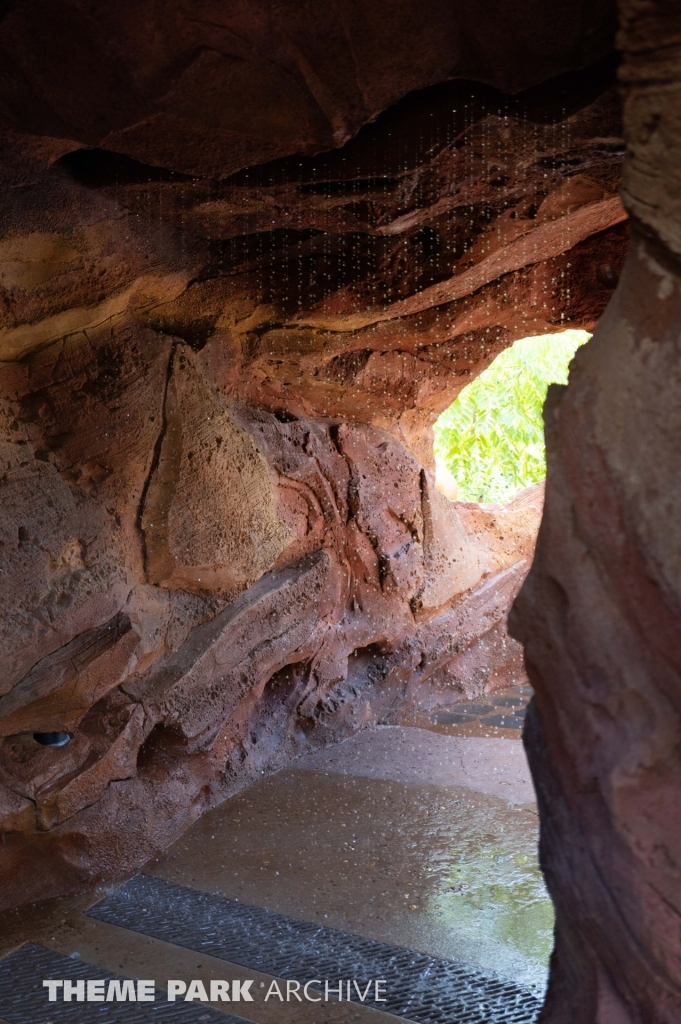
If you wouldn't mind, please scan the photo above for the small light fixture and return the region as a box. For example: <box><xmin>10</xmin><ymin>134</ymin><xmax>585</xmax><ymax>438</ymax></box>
<box><xmin>33</xmin><ymin>732</ymin><xmax>71</xmax><ymax>747</ymax></box>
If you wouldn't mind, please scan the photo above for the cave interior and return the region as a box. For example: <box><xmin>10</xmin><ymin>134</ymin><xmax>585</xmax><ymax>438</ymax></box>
<box><xmin>0</xmin><ymin>1</ymin><xmax>680</xmax><ymax>1022</ymax></box>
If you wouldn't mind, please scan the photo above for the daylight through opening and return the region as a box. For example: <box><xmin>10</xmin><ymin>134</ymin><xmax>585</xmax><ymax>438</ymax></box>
<box><xmin>434</xmin><ymin>331</ymin><xmax>591</xmax><ymax>505</ymax></box>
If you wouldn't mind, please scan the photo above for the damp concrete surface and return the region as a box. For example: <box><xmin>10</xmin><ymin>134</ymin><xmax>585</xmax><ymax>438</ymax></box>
<box><xmin>146</xmin><ymin>722</ymin><xmax>551</xmax><ymax>995</ymax></box>
<box><xmin>0</xmin><ymin>688</ymin><xmax>552</xmax><ymax>1021</ymax></box>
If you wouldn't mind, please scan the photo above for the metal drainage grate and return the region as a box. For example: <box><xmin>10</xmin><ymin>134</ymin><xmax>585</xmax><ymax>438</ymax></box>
<box><xmin>87</xmin><ymin>875</ymin><xmax>542</xmax><ymax>1024</ymax></box>
<box><xmin>0</xmin><ymin>944</ymin><xmax>248</xmax><ymax>1024</ymax></box>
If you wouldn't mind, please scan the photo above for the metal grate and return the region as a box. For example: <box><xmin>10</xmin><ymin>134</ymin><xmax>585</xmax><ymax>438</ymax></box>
<box><xmin>0</xmin><ymin>944</ymin><xmax>248</xmax><ymax>1024</ymax></box>
<box><xmin>88</xmin><ymin>875</ymin><xmax>542</xmax><ymax>1024</ymax></box>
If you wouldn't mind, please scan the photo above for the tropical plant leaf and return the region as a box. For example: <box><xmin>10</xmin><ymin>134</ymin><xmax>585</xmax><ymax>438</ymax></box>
<box><xmin>434</xmin><ymin>330</ymin><xmax>590</xmax><ymax>503</ymax></box>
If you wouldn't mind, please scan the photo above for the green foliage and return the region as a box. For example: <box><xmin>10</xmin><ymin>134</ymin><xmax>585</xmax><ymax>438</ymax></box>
<box><xmin>434</xmin><ymin>330</ymin><xmax>590</xmax><ymax>503</ymax></box>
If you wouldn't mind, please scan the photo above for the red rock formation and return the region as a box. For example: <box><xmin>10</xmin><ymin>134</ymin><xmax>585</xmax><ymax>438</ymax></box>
<box><xmin>510</xmin><ymin>2</ymin><xmax>681</xmax><ymax>1019</ymax></box>
<box><xmin>0</xmin><ymin>0</ymin><xmax>617</xmax><ymax>176</ymax></box>
<box><xmin>0</xmin><ymin>1</ymin><xmax>628</xmax><ymax>909</ymax></box>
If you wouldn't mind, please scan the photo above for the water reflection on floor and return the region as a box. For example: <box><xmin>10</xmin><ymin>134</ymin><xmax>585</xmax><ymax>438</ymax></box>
<box><xmin>146</xmin><ymin>724</ymin><xmax>553</xmax><ymax>996</ymax></box>
<box><xmin>441</xmin><ymin>811</ymin><xmax>553</xmax><ymax>988</ymax></box>
<box><xmin>0</xmin><ymin>708</ymin><xmax>553</xmax><ymax>1020</ymax></box>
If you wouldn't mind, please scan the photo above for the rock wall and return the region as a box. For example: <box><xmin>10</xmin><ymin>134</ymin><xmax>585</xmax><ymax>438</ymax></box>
<box><xmin>0</xmin><ymin>337</ymin><xmax>543</xmax><ymax>907</ymax></box>
<box><xmin>510</xmin><ymin>1</ymin><xmax>681</xmax><ymax>1020</ymax></box>
<box><xmin>0</xmin><ymin>2</ymin><xmax>626</xmax><ymax>909</ymax></box>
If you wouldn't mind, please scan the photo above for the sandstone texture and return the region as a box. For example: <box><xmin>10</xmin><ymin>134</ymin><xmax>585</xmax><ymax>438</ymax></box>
<box><xmin>510</xmin><ymin>1</ymin><xmax>681</xmax><ymax>1020</ymax></box>
<box><xmin>0</xmin><ymin>0</ymin><xmax>627</xmax><ymax>913</ymax></box>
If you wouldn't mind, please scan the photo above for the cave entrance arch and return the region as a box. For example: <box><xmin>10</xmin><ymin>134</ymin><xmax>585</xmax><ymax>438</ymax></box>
<box><xmin>2</xmin><ymin>1</ymin><xmax>680</xmax><ymax>1019</ymax></box>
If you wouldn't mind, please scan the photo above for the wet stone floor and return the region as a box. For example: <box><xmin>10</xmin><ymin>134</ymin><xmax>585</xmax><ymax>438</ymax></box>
<box><xmin>0</xmin><ymin>687</ymin><xmax>552</xmax><ymax>1024</ymax></box>
<box><xmin>402</xmin><ymin>685</ymin><xmax>534</xmax><ymax>738</ymax></box>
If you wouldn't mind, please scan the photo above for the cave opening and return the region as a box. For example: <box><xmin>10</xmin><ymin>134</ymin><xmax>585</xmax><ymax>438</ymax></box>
<box><xmin>434</xmin><ymin>329</ymin><xmax>591</xmax><ymax>504</ymax></box>
<box><xmin>1</xmin><ymin>1</ymin><xmax>680</xmax><ymax>1021</ymax></box>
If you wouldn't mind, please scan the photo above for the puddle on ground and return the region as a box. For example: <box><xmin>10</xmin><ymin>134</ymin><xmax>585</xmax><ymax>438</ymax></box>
<box><xmin>437</xmin><ymin>822</ymin><xmax>553</xmax><ymax>986</ymax></box>
<box><xmin>148</xmin><ymin>764</ymin><xmax>553</xmax><ymax>996</ymax></box>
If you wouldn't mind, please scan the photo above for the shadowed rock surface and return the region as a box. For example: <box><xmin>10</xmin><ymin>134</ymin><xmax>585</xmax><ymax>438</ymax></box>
<box><xmin>510</xmin><ymin>1</ymin><xmax>681</xmax><ymax>1019</ymax></box>
<box><xmin>0</xmin><ymin>0</ymin><xmax>617</xmax><ymax>177</ymax></box>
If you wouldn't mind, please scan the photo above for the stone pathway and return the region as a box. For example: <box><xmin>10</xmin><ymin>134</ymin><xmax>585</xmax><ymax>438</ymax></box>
<box><xmin>401</xmin><ymin>685</ymin><xmax>533</xmax><ymax>739</ymax></box>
